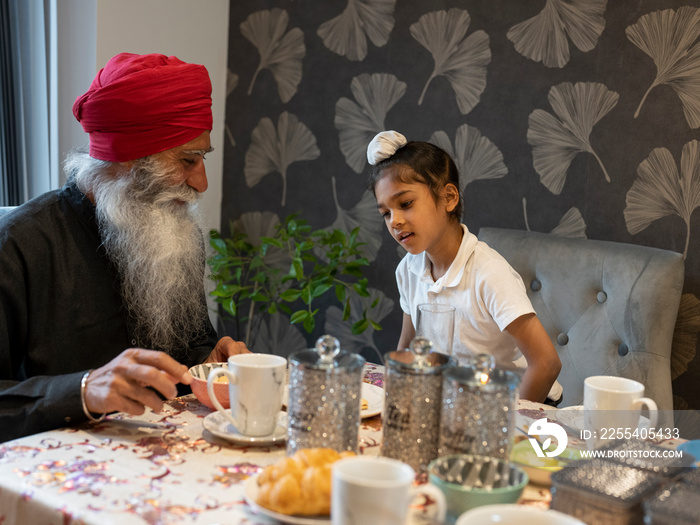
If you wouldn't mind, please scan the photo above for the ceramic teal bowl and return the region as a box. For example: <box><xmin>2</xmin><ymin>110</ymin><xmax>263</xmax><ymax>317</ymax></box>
<box><xmin>428</xmin><ymin>454</ymin><xmax>528</xmax><ymax>520</ymax></box>
<box><xmin>677</xmin><ymin>440</ymin><xmax>700</xmax><ymax>466</ymax></box>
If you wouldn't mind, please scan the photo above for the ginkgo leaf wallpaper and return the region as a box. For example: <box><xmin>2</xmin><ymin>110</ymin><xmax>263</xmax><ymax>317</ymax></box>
<box><xmin>221</xmin><ymin>0</ymin><xmax>700</xmax><ymax>411</ymax></box>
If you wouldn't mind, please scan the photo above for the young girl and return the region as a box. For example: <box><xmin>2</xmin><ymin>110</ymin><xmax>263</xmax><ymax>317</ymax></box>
<box><xmin>367</xmin><ymin>130</ymin><xmax>562</xmax><ymax>403</ymax></box>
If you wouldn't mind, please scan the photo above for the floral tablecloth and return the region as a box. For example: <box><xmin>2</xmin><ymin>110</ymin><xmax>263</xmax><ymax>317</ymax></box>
<box><xmin>0</xmin><ymin>365</ymin><xmax>389</xmax><ymax>525</ymax></box>
<box><xmin>0</xmin><ymin>364</ymin><xmax>562</xmax><ymax>525</ymax></box>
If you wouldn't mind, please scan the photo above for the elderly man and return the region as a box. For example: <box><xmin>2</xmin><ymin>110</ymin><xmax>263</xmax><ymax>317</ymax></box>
<box><xmin>0</xmin><ymin>53</ymin><xmax>247</xmax><ymax>442</ymax></box>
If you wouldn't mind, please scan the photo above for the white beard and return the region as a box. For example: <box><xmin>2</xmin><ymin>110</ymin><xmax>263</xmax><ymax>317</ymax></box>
<box><xmin>84</xmin><ymin>156</ymin><xmax>209</xmax><ymax>356</ymax></box>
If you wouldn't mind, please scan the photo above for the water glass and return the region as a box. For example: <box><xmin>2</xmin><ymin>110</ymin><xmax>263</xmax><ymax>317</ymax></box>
<box><xmin>415</xmin><ymin>303</ymin><xmax>455</xmax><ymax>356</ymax></box>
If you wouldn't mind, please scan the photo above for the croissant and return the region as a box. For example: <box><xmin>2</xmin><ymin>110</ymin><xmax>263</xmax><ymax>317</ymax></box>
<box><xmin>256</xmin><ymin>447</ymin><xmax>355</xmax><ymax>515</ymax></box>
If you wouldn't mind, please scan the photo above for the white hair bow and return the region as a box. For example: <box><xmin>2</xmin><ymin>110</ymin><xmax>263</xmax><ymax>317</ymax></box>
<box><xmin>366</xmin><ymin>130</ymin><xmax>407</xmax><ymax>166</ymax></box>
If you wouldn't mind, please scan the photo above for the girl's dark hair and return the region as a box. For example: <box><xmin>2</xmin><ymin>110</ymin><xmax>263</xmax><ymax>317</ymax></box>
<box><xmin>368</xmin><ymin>141</ymin><xmax>463</xmax><ymax>221</ymax></box>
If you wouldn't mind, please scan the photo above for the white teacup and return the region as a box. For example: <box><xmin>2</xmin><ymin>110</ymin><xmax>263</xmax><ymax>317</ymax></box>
<box><xmin>206</xmin><ymin>353</ymin><xmax>287</xmax><ymax>437</ymax></box>
<box><xmin>583</xmin><ymin>375</ymin><xmax>658</xmax><ymax>450</ymax></box>
<box><xmin>331</xmin><ymin>456</ymin><xmax>446</xmax><ymax>525</ymax></box>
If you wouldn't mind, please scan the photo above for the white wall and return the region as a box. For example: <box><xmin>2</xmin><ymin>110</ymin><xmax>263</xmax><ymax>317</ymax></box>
<box><xmin>55</xmin><ymin>0</ymin><xmax>97</xmax><ymax>190</ymax></box>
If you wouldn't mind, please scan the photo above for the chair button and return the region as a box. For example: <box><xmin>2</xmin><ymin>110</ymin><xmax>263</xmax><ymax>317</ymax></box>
<box><xmin>557</xmin><ymin>333</ymin><xmax>569</xmax><ymax>346</ymax></box>
<box><xmin>618</xmin><ymin>343</ymin><xmax>629</xmax><ymax>356</ymax></box>
<box><xmin>597</xmin><ymin>291</ymin><xmax>607</xmax><ymax>303</ymax></box>
<box><xmin>531</xmin><ymin>279</ymin><xmax>542</xmax><ymax>292</ymax></box>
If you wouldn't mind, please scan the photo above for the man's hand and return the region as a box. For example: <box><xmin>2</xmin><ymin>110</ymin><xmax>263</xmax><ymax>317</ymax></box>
<box><xmin>204</xmin><ymin>336</ymin><xmax>251</xmax><ymax>363</ymax></box>
<box><xmin>84</xmin><ymin>348</ymin><xmax>192</xmax><ymax>416</ymax></box>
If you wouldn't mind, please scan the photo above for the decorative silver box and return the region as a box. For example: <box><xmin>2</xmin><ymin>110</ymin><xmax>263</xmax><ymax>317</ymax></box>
<box><xmin>286</xmin><ymin>335</ymin><xmax>365</xmax><ymax>455</ymax></box>
<box><xmin>382</xmin><ymin>337</ymin><xmax>455</xmax><ymax>472</ymax></box>
<box><xmin>439</xmin><ymin>355</ymin><xmax>519</xmax><ymax>460</ymax></box>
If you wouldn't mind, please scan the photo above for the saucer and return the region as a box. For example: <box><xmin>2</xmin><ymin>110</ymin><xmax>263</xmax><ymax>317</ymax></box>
<box><xmin>360</xmin><ymin>383</ymin><xmax>384</xmax><ymax>418</ymax></box>
<box><xmin>456</xmin><ymin>504</ymin><xmax>586</xmax><ymax>525</ymax></box>
<box><xmin>555</xmin><ymin>405</ymin><xmax>586</xmax><ymax>431</ymax></box>
<box><xmin>203</xmin><ymin>411</ymin><xmax>287</xmax><ymax>445</ymax></box>
<box><xmin>555</xmin><ymin>405</ymin><xmax>651</xmax><ymax>432</ymax></box>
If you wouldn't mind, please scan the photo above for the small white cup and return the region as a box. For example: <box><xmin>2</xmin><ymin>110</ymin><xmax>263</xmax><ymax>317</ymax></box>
<box><xmin>583</xmin><ymin>375</ymin><xmax>658</xmax><ymax>450</ymax></box>
<box><xmin>331</xmin><ymin>456</ymin><xmax>446</xmax><ymax>525</ymax></box>
<box><xmin>206</xmin><ymin>353</ymin><xmax>287</xmax><ymax>437</ymax></box>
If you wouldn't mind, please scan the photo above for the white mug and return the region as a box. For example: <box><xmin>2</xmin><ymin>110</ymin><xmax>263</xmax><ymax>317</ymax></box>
<box><xmin>206</xmin><ymin>353</ymin><xmax>287</xmax><ymax>437</ymax></box>
<box><xmin>583</xmin><ymin>375</ymin><xmax>658</xmax><ymax>450</ymax></box>
<box><xmin>331</xmin><ymin>456</ymin><xmax>447</xmax><ymax>525</ymax></box>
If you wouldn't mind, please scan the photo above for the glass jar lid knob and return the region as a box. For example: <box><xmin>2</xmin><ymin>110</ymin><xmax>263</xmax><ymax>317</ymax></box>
<box><xmin>473</xmin><ymin>353</ymin><xmax>496</xmax><ymax>384</ymax></box>
<box><xmin>409</xmin><ymin>336</ymin><xmax>432</xmax><ymax>369</ymax></box>
<box><xmin>316</xmin><ymin>334</ymin><xmax>341</xmax><ymax>366</ymax></box>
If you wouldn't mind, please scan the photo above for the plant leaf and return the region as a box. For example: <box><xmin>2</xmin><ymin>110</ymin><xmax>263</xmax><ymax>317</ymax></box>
<box><xmin>290</xmin><ymin>310</ymin><xmax>308</xmax><ymax>325</ymax></box>
<box><xmin>324</xmin><ymin>288</ymin><xmax>394</xmax><ymax>363</ymax></box>
<box><xmin>244</xmin><ymin>112</ymin><xmax>320</xmax><ymax>206</ymax></box>
<box><xmin>303</xmin><ymin>315</ymin><xmax>315</xmax><ymax>334</ymax></box>
<box><xmin>410</xmin><ymin>8</ymin><xmax>491</xmax><ymax>114</ymax></box>
<box><xmin>352</xmin><ymin>319</ymin><xmax>370</xmax><ymax>335</ymax></box>
<box><xmin>624</xmin><ymin>140</ymin><xmax>700</xmax><ymax>258</ymax></box>
<box><xmin>334</xmin><ymin>73</ymin><xmax>407</xmax><ymax>172</ymax></box>
<box><xmin>317</xmin><ymin>0</ymin><xmax>396</xmax><ymax>61</ymax></box>
<box><xmin>240</xmin><ymin>8</ymin><xmax>305</xmax><ymax>103</ymax></box>
<box><xmin>507</xmin><ymin>0</ymin><xmax>607</xmax><ymax>68</ymax></box>
<box><xmin>626</xmin><ymin>6</ymin><xmax>700</xmax><ymax>128</ymax></box>
<box><xmin>430</xmin><ymin>124</ymin><xmax>507</xmax><ymax>193</ymax></box>
<box><xmin>312</xmin><ymin>283</ymin><xmax>333</xmax><ymax>297</ymax></box>
<box><xmin>280</xmin><ymin>289</ymin><xmax>302</xmax><ymax>302</ymax></box>
<box><xmin>527</xmin><ymin>81</ymin><xmax>619</xmax><ymax>194</ymax></box>
<box><xmin>223</xmin><ymin>297</ymin><xmax>237</xmax><ymax>317</ymax></box>
<box><xmin>210</xmin><ymin>237</ymin><xmax>228</xmax><ymax>255</ymax></box>
<box><xmin>231</xmin><ymin>211</ymin><xmax>289</xmax><ymax>270</ymax></box>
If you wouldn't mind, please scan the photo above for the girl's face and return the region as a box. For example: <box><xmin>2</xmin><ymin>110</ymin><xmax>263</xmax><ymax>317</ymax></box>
<box><xmin>374</xmin><ymin>167</ymin><xmax>458</xmax><ymax>255</ymax></box>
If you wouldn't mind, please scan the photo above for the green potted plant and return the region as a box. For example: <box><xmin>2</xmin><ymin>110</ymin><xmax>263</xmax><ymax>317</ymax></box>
<box><xmin>208</xmin><ymin>213</ymin><xmax>382</xmax><ymax>349</ymax></box>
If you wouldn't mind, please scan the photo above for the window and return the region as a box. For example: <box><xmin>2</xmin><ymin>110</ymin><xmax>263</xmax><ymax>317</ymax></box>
<box><xmin>0</xmin><ymin>0</ymin><xmax>56</xmax><ymax>206</ymax></box>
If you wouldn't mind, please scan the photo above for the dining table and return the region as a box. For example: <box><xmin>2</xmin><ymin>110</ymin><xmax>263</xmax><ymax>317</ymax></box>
<box><xmin>0</xmin><ymin>363</ymin><xmax>684</xmax><ymax>525</ymax></box>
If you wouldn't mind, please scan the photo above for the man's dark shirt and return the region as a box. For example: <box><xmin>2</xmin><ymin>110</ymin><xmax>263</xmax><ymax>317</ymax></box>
<box><xmin>0</xmin><ymin>180</ymin><xmax>216</xmax><ymax>441</ymax></box>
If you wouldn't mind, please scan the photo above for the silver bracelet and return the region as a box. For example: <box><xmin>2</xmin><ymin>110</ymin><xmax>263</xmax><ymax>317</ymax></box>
<box><xmin>80</xmin><ymin>370</ymin><xmax>106</xmax><ymax>422</ymax></box>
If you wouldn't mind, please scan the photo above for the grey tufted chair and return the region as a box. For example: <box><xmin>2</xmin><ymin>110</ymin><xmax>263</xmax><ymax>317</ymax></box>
<box><xmin>0</xmin><ymin>207</ymin><xmax>16</xmax><ymax>219</ymax></box>
<box><xmin>478</xmin><ymin>228</ymin><xmax>684</xmax><ymax>427</ymax></box>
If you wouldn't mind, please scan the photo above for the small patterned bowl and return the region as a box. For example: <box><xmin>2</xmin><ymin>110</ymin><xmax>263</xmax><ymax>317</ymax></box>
<box><xmin>189</xmin><ymin>362</ymin><xmax>229</xmax><ymax>410</ymax></box>
<box><xmin>428</xmin><ymin>454</ymin><xmax>528</xmax><ymax>520</ymax></box>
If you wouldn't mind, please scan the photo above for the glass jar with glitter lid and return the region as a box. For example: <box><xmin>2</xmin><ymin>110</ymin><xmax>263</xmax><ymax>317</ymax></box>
<box><xmin>286</xmin><ymin>335</ymin><xmax>365</xmax><ymax>455</ymax></box>
<box><xmin>439</xmin><ymin>355</ymin><xmax>520</xmax><ymax>460</ymax></box>
<box><xmin>382</xmin><ymin>337</ymin><xmax>456</xmax><ymax>472</ymax></box>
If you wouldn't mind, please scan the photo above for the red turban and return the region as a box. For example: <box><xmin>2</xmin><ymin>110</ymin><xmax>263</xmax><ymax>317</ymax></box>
<box><xmin>73</xmin><ymin>53</ymin><xmax>213</xmax><ymax>162</ymax></box>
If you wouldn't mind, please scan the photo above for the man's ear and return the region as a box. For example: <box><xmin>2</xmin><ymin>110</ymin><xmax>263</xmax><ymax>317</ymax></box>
<box><xmin>443</xmin><ymin>183</ymin><xmax>460</xmax><ymax>213</ymax></box>
<box><xmin>118</xmin><ymin>160</ymin><xmax>136</xmax><ymax>170</ymax></box>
